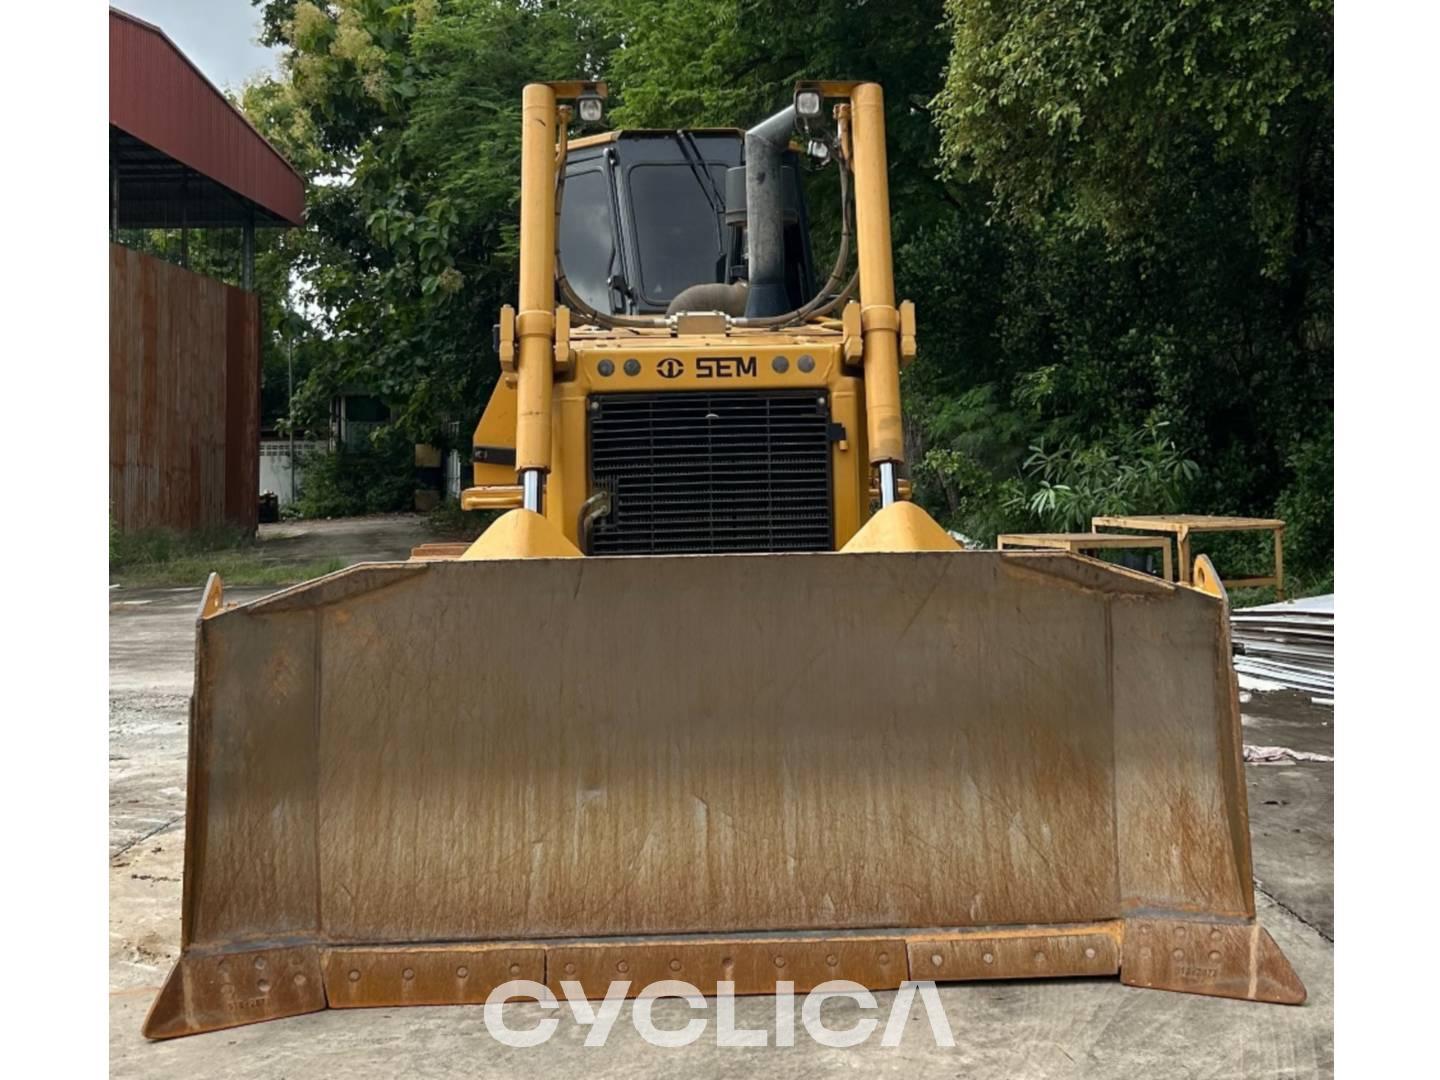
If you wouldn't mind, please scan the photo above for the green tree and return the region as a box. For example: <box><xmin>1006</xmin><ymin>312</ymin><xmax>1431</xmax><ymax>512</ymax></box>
<box><xmin>244</xmin><ymin>0</ymin><xmax>615</xmax><ymax>445</ymax></box>
<box><xmin>920</xmin><ymin>0</ymin><xmax>1332</xmax><ymax>577</ymax></box>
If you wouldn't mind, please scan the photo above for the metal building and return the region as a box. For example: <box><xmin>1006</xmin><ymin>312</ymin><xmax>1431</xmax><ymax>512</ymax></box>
<box><xmin>109</xmin><ymin>6</ymin><xmax>304</xmax><ymax>533</ymax></box>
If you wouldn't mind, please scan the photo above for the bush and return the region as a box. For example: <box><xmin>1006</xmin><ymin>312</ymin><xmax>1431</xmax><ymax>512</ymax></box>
<box><xmin>911</xmin><ymin>447</ymin><xmax>1021</xmax><ymax>545</ymax></box>
<box><xmin>1275</xmin><ymin>422</ymin><xmax>1335</xmax><ymax>591</ymax></box>
<box><xmin>292</xmin><ymin>426</ymin><xmax>415</xmax><ymax>518</ymax></box>
<box><xmin>1007</xmin><ymin>418</ymin><xmax>1200</xmax><ymax>533</ymax></box>
<box><xmin>906</xmin><ymin>383</ymin><xmax>1030</xmax><ymax>545</ymax></box>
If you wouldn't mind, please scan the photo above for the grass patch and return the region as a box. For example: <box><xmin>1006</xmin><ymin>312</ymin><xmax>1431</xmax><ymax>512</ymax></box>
<box><xmin>112</xmin><ymin>554</ymin><xmax>348</xmax><ymax>588</ymax></box>
<box><xmin>110</xmin><ymin>524</ymin><xmax>346</xmax><ymax>588</ymax></box>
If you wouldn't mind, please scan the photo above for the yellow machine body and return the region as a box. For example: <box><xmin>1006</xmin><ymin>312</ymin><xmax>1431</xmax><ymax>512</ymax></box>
<box><xmin>145</xmin><ymin>81</ymin><xmax>1303</xmax><ymax>1040</ymax></box>
<box><xmin>470</xmin><ymin>327</ymin><xmax>872</xmax><ymax>548</ymax></box>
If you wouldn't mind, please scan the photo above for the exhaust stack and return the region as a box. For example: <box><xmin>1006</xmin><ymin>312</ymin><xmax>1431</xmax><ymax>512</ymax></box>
<box><xmin>742</xmin><ymin>105</ymin><xmax>796</xmax><ymax>317</ymax></box>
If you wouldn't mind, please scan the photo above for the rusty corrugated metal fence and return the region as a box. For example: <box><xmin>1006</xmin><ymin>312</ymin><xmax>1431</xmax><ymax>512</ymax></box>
<box><xmin>110</xmin><ymin>244</ymin><xmax>260</xmax><ymax>533</ymax></box>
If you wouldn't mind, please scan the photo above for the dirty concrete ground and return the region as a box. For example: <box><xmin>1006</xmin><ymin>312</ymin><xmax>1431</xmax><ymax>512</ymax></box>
<box><xmin>109</xmin><ymin>530</ymin><xmax>1334</xmax><ymax>1077</ymax></box>
<box><xmin>108</xmin><ymin>515</ymin><xmax>429</xmax><ymax>693</ymax></box>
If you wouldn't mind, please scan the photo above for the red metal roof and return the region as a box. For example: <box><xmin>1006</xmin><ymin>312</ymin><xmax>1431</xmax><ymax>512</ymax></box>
<box><xmin>109</xmin><ymin>7</ymin><xmax>304</xmax><ymax>226</ymax></box>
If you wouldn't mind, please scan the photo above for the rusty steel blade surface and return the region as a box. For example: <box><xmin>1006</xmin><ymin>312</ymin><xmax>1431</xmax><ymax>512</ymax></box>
<box><xmin>145</xmin><ymin>549</ymin><xmax>1296</xmax><ymax>1038</ymax></box>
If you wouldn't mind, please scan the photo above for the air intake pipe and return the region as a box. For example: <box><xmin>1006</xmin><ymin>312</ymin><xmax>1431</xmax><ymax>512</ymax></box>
<box><xmin>743</xmin><ymin>105</ymin><xmax>797</xmax><ymax>318</ymax></box>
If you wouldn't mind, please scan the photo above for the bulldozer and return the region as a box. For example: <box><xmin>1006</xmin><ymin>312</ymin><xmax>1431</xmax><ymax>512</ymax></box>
<box><xmin>143</xmin><ymin>81</ymin><xmax>1304</xmax><ymax>1040</ymax></box>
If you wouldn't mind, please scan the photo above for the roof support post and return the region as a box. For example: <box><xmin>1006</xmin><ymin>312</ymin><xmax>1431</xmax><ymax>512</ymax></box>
<box><xmin>180</xmin><ymin>190</ymin><xmax>190</xmax><ymax>269</ymax></box>
<box><xmin>110</xmin><ymin>162</ymin><xmax>119</xmax><ymax>242</ymax></box>
<box><xmin>242</xmin><ymin>207</ymin><xmax>255</xmax><ymax>291</ymax></box>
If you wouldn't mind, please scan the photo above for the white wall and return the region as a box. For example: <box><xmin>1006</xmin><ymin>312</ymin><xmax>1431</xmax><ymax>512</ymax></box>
<box><xmin>259</xmin><ymin>440</ymin><xmax>324</xmax><ymax>507</ymax></box>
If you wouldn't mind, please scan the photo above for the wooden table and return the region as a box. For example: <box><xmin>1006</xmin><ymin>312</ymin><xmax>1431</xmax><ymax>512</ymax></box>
<box><xmin>997</xmin><ymin>532</ymin><xmax>1173</xmax><ymax>582</ymax></box>
<box><xmin>1091</xmin><ymin>515</ymin><xmax>1285</xmax><ymax>596</ymax></box>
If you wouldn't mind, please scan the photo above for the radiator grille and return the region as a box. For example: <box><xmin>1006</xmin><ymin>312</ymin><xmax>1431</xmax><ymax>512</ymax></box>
<box><xmin>587</xmin><ymin>390</ymin><xmax>834</xmax><ymax>555</ymax></box>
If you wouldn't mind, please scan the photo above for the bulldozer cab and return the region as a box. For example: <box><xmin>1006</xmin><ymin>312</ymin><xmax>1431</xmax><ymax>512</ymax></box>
<box><xmin>559</xmin><ymin>130</ymin><xmax>817</xmax><ymax>316</ymax></box>
<box><xmin>466</xmin><ymin>83</ymin><xmax>892</xmax><ymax>554</ymax></box>
<box><xmin>144</xmin><ymin>80</ymin><xmax>1304</xmax><ymax>1041</ymax></box>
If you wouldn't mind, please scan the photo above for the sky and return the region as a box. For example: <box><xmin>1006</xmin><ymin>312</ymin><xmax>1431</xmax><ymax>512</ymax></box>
<box><xmin>112</xmin><ymin>0</ymin><xmax>280</xmax><ymax>91</ymax></box>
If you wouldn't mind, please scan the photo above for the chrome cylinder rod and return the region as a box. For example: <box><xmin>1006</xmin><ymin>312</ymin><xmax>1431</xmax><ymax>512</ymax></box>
<box><xmin>878</xmin><ymin>462</ymin><xmax>898</xmax><ymax>508</ymax></box>
<box><xmin>521</xmin><ymin>469</ymin><xmax>545</xmax><ymax>514</ymax></box>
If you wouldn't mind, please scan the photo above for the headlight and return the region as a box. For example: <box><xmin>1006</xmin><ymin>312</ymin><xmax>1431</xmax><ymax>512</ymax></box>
<box><xmin>795</xmin><ymin>89</ymin><xmax>822</xmax><ymax>118</ymax></box>
<box><xmin>577</xmin><ymin>94</ymin><xmax>604</xmax><ymax>123</ymax></box>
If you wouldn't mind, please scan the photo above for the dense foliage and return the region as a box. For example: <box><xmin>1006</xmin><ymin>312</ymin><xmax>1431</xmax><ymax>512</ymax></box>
<box><xmin>244</xmin><ymin>0</ymin><xmax>1332</xmax><ymax>584</ymax></box>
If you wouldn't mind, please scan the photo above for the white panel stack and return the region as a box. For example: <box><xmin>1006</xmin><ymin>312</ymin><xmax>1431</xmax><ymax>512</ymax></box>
<box><xmin>1231</xmin><ymin>594</ymin><xmax>1334</xmax><ymax>698</ymax></box>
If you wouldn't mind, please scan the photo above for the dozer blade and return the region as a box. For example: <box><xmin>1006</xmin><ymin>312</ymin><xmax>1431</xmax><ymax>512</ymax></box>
<box><xmin>144</xmin><ymin>549</ymin><xmax>1303</xmax><ymax>1038</ymax></box>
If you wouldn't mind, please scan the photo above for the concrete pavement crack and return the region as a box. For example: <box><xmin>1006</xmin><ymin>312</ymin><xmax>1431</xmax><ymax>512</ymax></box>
<box><xmin>1254</xmin><ymin>878</ymin><xmax>1333</xmax><ymax>943</ymax></box>
<box><xmin>111</xmin><ymin>814</ymin><xmax>184</xmax><ymax>861</ymax></box>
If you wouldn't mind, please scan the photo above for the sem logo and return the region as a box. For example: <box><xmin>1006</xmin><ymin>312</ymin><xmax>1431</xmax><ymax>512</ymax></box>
<box><xmin>697</xmin><ymin>355</ymin><xmax>758</xmax><ymax>379</ymax></box>
<box><xmin>657</xmin><ymin>357</ymin><xmax>684</xmax><ymax>379</ymax></box>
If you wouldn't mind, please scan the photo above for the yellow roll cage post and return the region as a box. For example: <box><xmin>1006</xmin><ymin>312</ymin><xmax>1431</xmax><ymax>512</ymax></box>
<box><xmin>507</xmin><ymin>80</ymin><xmax>606</xmax><ymax>514</ymax></box>
<box><xmin>848</xmin><ymin>82</ymin><xmax>905</xmax><ymax>505</ymax></box>
<box><xmin>513</xmin><ymin>82</ymin><xmax>559</xmax><ymax>513</ymax></box>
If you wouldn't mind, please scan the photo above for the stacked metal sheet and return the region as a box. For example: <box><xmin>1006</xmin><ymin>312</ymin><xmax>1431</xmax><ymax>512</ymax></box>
<box><xmin>1230</xmin><ymin>594</ymin><xmax>1334</xmax><ymax>697</ymax></box>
